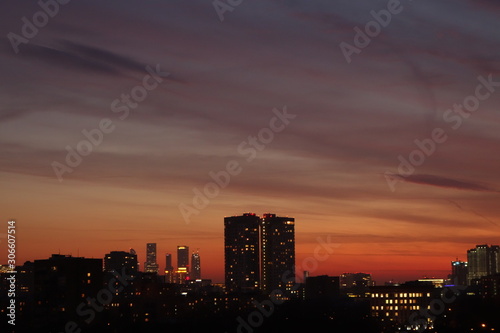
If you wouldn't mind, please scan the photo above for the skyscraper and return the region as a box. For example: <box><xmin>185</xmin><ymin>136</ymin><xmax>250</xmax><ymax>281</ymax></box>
<box><xmin>450</xmin><ymin>260</ymin><xmax>468</xmax><ymax>286</ymax></box>
<box><xmin>144</xmin><ymin>243</ymin><xmax>159</xmax><ymax>274</ymax></box>
<box><xmin>224</xmin><ymin>213</ymin><xmax>260</xmax><ymax>292</ymax></box>
<box><xmin>173</xmin><ymin>246</ymin><xmax>190</xmax><ymax>283</ymax></box>
<box><xmin>260</xmin><ymin>213</ymin><xmax>295</xmax><ymax>299</ymax></box>
<box><xmin>191</xmin><ymin>251</ymin><xmax>201</xmax><ymax>280</ymax></box>
<box><xmin>165</xmin><ymin>253</ymin><xmax>173</xmax><ymax>283</ymax></box>
<box><xmin>177</xmin><ymin>246</ymin><xmax>189</xmax><ymax>271</ymax></box>
<box><xmin>467</xmin><ymin>244</ymin><xmax>500</xmax><ymax>285</ymax></box>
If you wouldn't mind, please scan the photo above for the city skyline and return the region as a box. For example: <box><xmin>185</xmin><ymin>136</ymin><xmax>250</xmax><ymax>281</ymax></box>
<box><xmin>2</xmin><ymin>212</ymin><xmax>497</xmax><ymax>284</ymax></box>
<box><xmin>2</xmin><ymin>216</ymin><xmax>497</xmax><ymax>285</ymax></box>
<box><xmin>1</xmin><ymin>0</ymin><xmax>500</xmax><ymax>292</ymax></box>
<box><xmin>3</xmin><ymin>242</ymin><xmax>499</xmax><ymax>332</ymax></box>
<box><xmin>3</xmin><ymin>240</ymin><xmax>499</xmax><ymax>287</ymax></box>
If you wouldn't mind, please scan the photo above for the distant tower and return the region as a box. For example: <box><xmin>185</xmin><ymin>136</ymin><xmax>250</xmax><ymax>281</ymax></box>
<box><xmin>450</xmin><ymin>260</ymin><xmax>468</xmax><ymax>286</ymax></box>
<box><xmin>191</xmin><ymin>251</ymin><xmax>201</xmax><ymax>280</ymax></box>
<box><xmin>144</xmin><ymin>243</ymin><xmax>159</xmax><ymax>273</ymax></box>
<box><xmin>174</xmin><ymin>246</ymin><xmax>189</xmax><ymax>283</ymax></box>
<box><xmin>224</xmin><ymin>213</ymin><xmax>260</xmax><ymax>292</ymax></box>
<box><xmin>165</xmin><ymin>253</ymin><xmax>174</xmax><ymax>283</ymax></box>
<box><xmin>177</xmin><ymin>246</ymin><xmax>189</xmax><ymax>271</ymax></box>
<box><xmin>260</xmin><ymin>213</ymin><xmax>295</xmax><ymax>299</ymax></box>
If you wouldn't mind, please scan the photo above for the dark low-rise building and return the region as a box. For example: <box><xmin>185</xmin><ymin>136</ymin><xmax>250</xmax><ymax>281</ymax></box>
<box><xmin>305</xmin><ymin>275</ymin><xmax>340</xmax><ymax>300</ymax></box>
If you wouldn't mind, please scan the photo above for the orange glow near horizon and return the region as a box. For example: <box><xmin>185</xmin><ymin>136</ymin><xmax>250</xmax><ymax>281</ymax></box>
<box><xmin>2</xmin><ymin>177</ymin><xmax>498</xmax><ymax>285</ymax></box>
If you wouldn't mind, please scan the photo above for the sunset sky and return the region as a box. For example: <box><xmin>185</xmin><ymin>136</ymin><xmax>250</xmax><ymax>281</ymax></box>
<box><xmin>1</xmin><ymin>0</ymin><xmax>499</xmax><ymax>284</ymax></box>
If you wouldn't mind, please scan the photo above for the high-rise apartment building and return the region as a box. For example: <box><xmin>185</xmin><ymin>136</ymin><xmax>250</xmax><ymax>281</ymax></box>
<box><xmin>144</xmin><ymin>243</ymin><xmax>159</xmax><ymax>274</ymax></box>
<box><xmin>224</xmin><ymin>212</ymin><xmax>296</xmax><ymax>296</ymax></box>
<box><xmin>467</xmin><ymin>244</ymin><xmax>500</xmax><ymax>285</ymax></box>
<box><xmin>260</xmin><ymin>213</ymin><xmax>295</xmax><ymax>298</ymax></box>
<box><xmin>224</xmin><ymin>213</ymin><xmax>261</xmax><ymax>292</ymax></box>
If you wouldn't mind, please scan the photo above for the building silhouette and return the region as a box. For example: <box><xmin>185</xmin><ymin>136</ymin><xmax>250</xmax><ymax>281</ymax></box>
<box><xmin>260</xmin><ymin>213</ymin><xmax>296</xmax><ymax>298</ymax></box>
<box><xmin>104</xmin><ymin>250</ymin><xmax>138</xmax><ymax>274</ymax></box>
<box><xmin>450</xmin><ymin>260</ymin><xmax>468</xmax><ymax>286</ymax></box>
<box><xmin>305</xmin><ymin>275</ymin><xmax>340</xmax><ymax>300</ymax></box>
<box><xmin>477</xmin><ymin>274</ymin><xmax>500</xmax><ymax>299</ymax></box>
<box><xmin>174</xmin><ymin>246</ymin><xmax>190</xmax><ymax>283</ymax></box>
<box><xmin>177</xmin><ymin>246</ymin><xmax>189</xmax><ymax>271</ymax></box>
<box><xmin>224</xmin><ymin>212</ymin><xmax>296</xmax><ymax>296</ymax></box>
<box><xmin>467</xmin><ymin>244</ymin><xmax>500</xmax><ymax>285</ymax></box>
<box><xmin>165</xmin><ymin>253</ymin><xmax>174</xmax><ymax>283</ymax></box>
<box><xmin>340</xmin><ymin>272</ymin><xmax>375</xmax><ymax>289</ymax></box>
<box><xmin>224</xmin><ymin>213</ymin><xmax>261</xmax><ymax>292</ymax></box>
<box><xmin>104</xmin><ymin>250</ymin><xmax>138</xmax><ymax>299</ymax></box>
<box><xmin>33</xmin><ymin>255</ymin><xmax>103</xmax><ymax>328</ymax></box>
<box><xmin>144</xmin><ymin>243</ymin><xmax>159</xmax><ymax>274</ymax></box>
<box><xmin>191</xmin><ymin>251</ymin><xmax>201</xmax><ymax>280</ymax></box>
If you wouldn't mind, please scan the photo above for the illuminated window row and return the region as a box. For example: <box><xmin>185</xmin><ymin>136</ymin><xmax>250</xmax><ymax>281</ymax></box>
<box><xmin>372</xmin><ymin>292</ymin><xmax>430</xmax><ymax>298</ymax></box>
<box><xmin>385</xmin><ymin>299</ymin><xmax>417</xmax><ymax>304</ymax></box>
<box><xmin>372</xmin><ymin>305</ymin><xmax>421</xmax><ymax>311</ymax></box>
